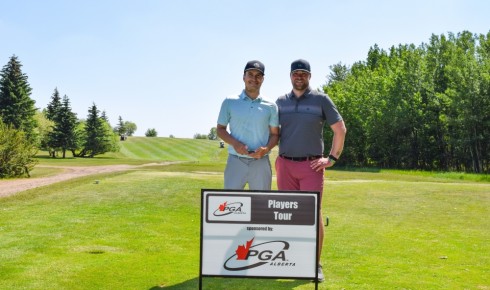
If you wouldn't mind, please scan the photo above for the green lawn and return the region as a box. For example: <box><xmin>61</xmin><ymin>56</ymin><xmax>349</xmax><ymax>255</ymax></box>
<box><xmin>0</xmin><ymin>137</ymin><xmax>488</xmax><ymax>289</ymax></box>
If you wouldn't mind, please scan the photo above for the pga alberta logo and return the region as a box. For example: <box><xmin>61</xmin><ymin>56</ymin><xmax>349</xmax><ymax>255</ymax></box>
<box><xmin>224</xmin><ymin>237</ymin><xmax>296</xmax><ymax>271</ymax></box>
<box><xmin>208</xmin><ymin>196</ymin><xmax>251</xmax><ymax>222</ymax></box>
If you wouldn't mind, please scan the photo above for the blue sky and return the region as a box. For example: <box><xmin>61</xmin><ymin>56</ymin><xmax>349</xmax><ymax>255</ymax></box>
<box><xmin>1</xmin><ymin>0</ymin><xmax>489</xmax><ymax>138</ymax></box>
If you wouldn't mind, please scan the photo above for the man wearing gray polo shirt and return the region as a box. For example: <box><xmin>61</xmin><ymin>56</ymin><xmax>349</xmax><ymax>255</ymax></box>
<box><xmin>276</xmin><ymin>59</ymin><xmax>347</xmax><ymax>282</ymax></box>
<box><xmin>217</xmin><ymin>60</ymin><xmax>279</xmax><ymax>190</ymax></box>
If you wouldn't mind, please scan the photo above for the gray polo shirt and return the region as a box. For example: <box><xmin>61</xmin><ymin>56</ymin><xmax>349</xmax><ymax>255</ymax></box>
<box><xmin>276</xmin><ymin>88</ymin><xmax>342</xmax><ymax>157</ymax></box>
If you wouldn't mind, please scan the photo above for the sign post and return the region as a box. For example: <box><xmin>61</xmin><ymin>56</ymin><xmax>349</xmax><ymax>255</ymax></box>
<box><xmin>199</xmin><ymin>189</ymin><xmax>320</xmax><ymax>289</ymax></box>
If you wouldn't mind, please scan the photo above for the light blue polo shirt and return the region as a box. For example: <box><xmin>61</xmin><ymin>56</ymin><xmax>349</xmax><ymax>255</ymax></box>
<box><xmin>217</xmin><ymin>90</ymin><xmax>279</xmax><ymax>157</ymax></box>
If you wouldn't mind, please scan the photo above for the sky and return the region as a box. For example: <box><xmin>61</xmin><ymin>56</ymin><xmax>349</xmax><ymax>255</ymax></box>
<box><xmin>1</xmin><ymin>0</ymin><xmax>489</xmax><ymax>138</ymax></box>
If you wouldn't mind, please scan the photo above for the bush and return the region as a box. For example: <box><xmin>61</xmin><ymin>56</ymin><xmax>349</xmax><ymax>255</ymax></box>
<box><xmin>145</xmin><ymin>128</ymin><xmax>157</xmax><ymax>137</ymax></box>
<box><xmin>0</xmin><ymin>120</ymin><xmax>38</xmax><ymax>178</ymax></box>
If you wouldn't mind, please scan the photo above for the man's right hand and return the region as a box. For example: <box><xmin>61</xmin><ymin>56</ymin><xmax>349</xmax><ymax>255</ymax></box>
<box><xmin>233</xmin><ymin>142</ymin><xmax>249</xmax><ymax>155</ymax></box>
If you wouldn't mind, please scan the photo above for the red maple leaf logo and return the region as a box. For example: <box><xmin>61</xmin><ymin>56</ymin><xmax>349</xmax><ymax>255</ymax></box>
<box><xmin>218</xmin><ymin>202</ymin><xmax>227</xmax><ymax>211</ymax></box>
<box><xmin>235</xmin><ymin>238</ymin><xmax>254</xmax><ymax>260</ymax></box>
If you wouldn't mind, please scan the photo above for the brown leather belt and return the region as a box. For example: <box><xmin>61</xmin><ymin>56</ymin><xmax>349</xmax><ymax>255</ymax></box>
<box><xmin>280</xmin><ymin>155</ymin><xmax>323</xmax><ymax>161</ymax></box>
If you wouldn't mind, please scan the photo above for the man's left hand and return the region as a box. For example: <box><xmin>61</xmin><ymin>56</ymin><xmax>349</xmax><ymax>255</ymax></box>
<box><xmin>248</xmin><ymin>147</ymin><xmax>269</xmax><ymax>159</ymax></box>
<box><xmin>310</xmin><ymin>157</ymin><xmax>334</xmax><ymax>172</ymax></box>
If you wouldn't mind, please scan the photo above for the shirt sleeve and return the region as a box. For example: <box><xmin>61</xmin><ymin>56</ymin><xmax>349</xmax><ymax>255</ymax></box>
<box><xmin>322</xmin><ymin>95</ymin><xmax>343</xmax><ymax>125</ymax></box>
<box><xmin>217</xmin><ymin>99</ymin><xmax>230</xmax><ymax>126</ymax></box>
<box><xmin>269</xmin><ymin>102</ymin><xmax>279</xmax><ymax>127</ymax></box>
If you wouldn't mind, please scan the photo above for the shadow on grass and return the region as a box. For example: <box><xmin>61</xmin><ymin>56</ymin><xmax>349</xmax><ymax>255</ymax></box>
<box><xmin>150</xmin><ymin>277</ymin><xmax>312</xmax><ymax>289</ymax></box>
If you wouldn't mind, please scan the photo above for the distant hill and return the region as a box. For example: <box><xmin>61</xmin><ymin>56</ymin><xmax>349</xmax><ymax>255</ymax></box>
<box><xmin>111</xmin><ymin>137</ymin><xmax>228</xmax><ymax>162</ymax></box>
<box><xmin>37</xmin><ymin>137</ymin><xmax>279</xmax><ymax>164</ymax></box>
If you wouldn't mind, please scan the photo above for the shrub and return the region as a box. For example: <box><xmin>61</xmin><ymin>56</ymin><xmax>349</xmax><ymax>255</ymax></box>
<box><xmin>0</xmin><ymin>120</ymin><xmax>38</xmax><ymax>178</ymax></box>
<box><xmin>145</xmin><ymin>128</ymin><xmax>157</xmax><ymax>137</ymax></box>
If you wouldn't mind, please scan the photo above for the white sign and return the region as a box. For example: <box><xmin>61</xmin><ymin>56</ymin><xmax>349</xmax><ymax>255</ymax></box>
<box><xmin>200</xmin><ymin>189</ymin><xmax>319</xmax><ymax>280</ymax></box>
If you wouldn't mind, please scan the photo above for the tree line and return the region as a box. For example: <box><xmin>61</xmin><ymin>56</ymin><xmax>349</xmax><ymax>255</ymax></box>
<box><xmin>42</xmin><ymin>87</ymin><xmax>120</xmax><ymax>158</ymax></box>
<box><xmin>2</xmin><ymin>30</ymin><xmax>488</xmax><ymax>176</ymax></box>
<box><xmin>324</xmin><ymin>31</ymin><xmax>489</xmax><ymax>173</ymax></box>
<box><xmin>0</xmin><ymin>55</ymin><xmax>133</xmax><ymax>177</ymax></box>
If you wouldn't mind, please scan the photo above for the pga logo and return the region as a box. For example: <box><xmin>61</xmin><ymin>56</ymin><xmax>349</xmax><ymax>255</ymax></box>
<box><xmin>213</xmin><ymin>201</ymin><xmax>245</xmax><ymax>216</ymax></box>
<box><xmin>207</xmin><ymin>196</ymin><xmax>251</xmax><ymax>222</ymax></box>
<box><xmin>223</xmin><ymin>237</ymin><xmax>295</xmax><ymax>271</ymax></box>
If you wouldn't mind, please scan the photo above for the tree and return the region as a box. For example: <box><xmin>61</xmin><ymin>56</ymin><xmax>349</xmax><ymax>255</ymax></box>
<box><xmin>124</xmin><ymin>121</ymin><xmax>137</xmax><ymax>136</ymax></box>
<box><xmin>45</xmin><ymin>88</ymin><xmax>63</xmax><ymax>157</ymax></box>
<box><xmin>208</xmin><ymin>127</ymin><xmax>218</xmax><ymax>140</ymax></box>
<box><xmin>46</xmin><ymin>88</ymin><xmax>62</xmax><ymax>120</ymax></box>
<box><xmin>57</xmin><ymin>95</ymin><xmax>79</xmax><ymax>158</ymax></box>
<box><xmin>443</xmin><ymin>31</ymin><xmax>488</xmax><ymax>173</ymax></box>
<box><xmin>0</xmin><ymin>55</ymin><xmax>37</xmax><ymax>142</ymax></box>
<box><xmin>77</xmin><ymin>103</ymin><xmax>119</xmax><ymax>157</ymax></box>
<box><xmin>114</xmin><ymin>117</ymin><xmax>136</xmax><ymax>137</ymax></box>
<box><xmin>100</xmin><ymin>110</ymin><xmax>109</xmax><ymax>123</ymax></box>
<box><xmin>193</xmin><ymin>133</ymin><xmax>207</xmax><ymax>139</ymax></box>
<box><xmin>35</xmin><ymin>109</ymin><xmax>54</xmax><ymax>154</ymax></box>
<box><xmin>0</xmin><ymin>120</ymin><xmax>38</xmax><ymax>178</ymax></box>
<box><xmin>115</xmin><ymin>116</ymin><xmax>126</xmax><ymax>136</ymax></box>
<box><xmin>145</xmin><ymin>128</ymin><xmax>157</xmax><ymax>137</ymax></box>
<box><xmin>327</xmin><ymin>62</ymin><xmax>349</xmax><ymax>84</ymax></box>
<box><xmin>322</xmin><ymin>30</ymin><xmax>490</xmax><ymax>173</ymax></box>
<box><xmin>46</xmin><ymin>89</ymin><xmax>80</xmax><ymax>158</ymax></box>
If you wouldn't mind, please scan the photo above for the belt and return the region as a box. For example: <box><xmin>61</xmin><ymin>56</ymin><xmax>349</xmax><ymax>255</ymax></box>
<box><xmin>280</xmin><ymin>155</ymin><xmax>323</xmax><ymax>161</ymax></box>
<box><xmin>230</xmin><ymin>154</ymin><xmax>266</xmax><ymax>160</ymax></box>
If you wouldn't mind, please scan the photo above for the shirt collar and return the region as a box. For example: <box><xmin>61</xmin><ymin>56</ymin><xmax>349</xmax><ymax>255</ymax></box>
<box><xmin>240</xmin><ymin>90</ymin><xmax>262</xmax><ymax>102</ymax></box>
<box><xmin>288</xmin><ymin>87</ymin><xmax>312</xmax><ymax>99</ymax></box>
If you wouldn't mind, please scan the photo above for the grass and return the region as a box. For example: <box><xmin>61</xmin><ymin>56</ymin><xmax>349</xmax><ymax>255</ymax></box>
<box><xmin>0</xmin><ymin>136</ymin><xmax>489</xmax><ymax>289</ymax></box>
<box><xmin>36</xmin><ymin>137</ymin><xmax>226</xmax><ymax>164</ymax></box>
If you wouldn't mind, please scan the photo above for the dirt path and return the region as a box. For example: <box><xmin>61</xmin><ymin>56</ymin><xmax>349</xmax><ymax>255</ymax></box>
<box><xmin>0</xmin><ymin>162</ymin><xmax>177</xmax><ymax>198</ymax></box>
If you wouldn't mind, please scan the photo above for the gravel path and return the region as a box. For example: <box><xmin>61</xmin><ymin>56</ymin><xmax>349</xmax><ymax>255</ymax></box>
<box><xmin>0</xmin><ymin>162</ymin><xmax>176</xmax><ymax>198</ymax></box>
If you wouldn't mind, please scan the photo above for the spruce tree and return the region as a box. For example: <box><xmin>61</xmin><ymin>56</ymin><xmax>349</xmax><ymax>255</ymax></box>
<box><xmin>81</xmin><ymin>104</ymin><xmax>102</xmax><ymax>157</ymax></box>
<box><xmin>46</xmin><ymin>88</ymin><xmax>62</xmax><ymax>120</ymax></box>
<box><xmin>101</xmin><ymin>110</ymin><xmax>109</xmax><ymax>123</ymax></box>
<box><xmin>0</xmin><ymin>55</ymin><xmax>37</xmax><ymax>142</ymax></box>
<box><xmin>79</xmin><ymin>103</ymin><xmax>117</xmax><ymax>157</ymax></box>
<box><xmin>46</xmin><ymin>88</ymin><xmax>63</xmax><ymax>157</ymax></box>
<box><xmin>57</xmin><ymin>95</ymin><xmax>79</xmax><ymax>158</ymax></box>
<box><xmin>116</xmin><ymin>116</ymin><xmax>126</xmax><ymax>136</ymax></box>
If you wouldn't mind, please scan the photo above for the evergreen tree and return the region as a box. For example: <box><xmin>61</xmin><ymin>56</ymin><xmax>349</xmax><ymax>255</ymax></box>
<box><xmin>113</xmin><ymin>117</ymin><xmax>137</xmax><ymax>137</ymax></box>
<box><xmin>82</xmin><ymin>103</ymin><xmax>104</xmax><ymax>157</ymax></box>
<box><xmin>46</xmin><ymin>88</ymin><xmax>62</xmax><ymax>120</ymax></box>
<box><xmin>46</xmin><ymin>88</ymin><xmax>63</xmax><ymax>157</ymax></box>
<box><xmin>57</xmin><ymin>95</ymin><xmax>79</xmax><ymax>158</ymax></box>
<box><xmin>46</xmin><ymin>89</ymin><xmax>79</xmax><ymax>158</ymax></box>
<box><xmin>101</xmin><ymin>110</ymin><xmax>109</xmax><ymax>123</ymax></box>
<box><xmin>0</xmin><ymin>55</ymin><xmax>37</xmax><ymax>142</ymax></box>
<box><xmin>115</xmin><ymin>115</ymin><xmax>126</xmax><ymax>136</ymax></box>
<box><xmin>78</xmin><ymin>103</ymin><xmax>118</xmax><ymax>157</ymax></box>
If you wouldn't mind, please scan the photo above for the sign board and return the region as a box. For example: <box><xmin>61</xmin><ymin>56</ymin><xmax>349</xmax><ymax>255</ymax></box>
<box><xmin>200</xmin><ymin>189</ymin><xmax>320</xmax><ymax>286</ymax></box>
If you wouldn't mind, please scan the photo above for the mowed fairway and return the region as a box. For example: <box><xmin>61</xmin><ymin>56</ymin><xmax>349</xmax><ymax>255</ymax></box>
<box><xmin>0</xmin><ymin>137</ymin><xmax>488</xmax><ymax>289</ymax></box>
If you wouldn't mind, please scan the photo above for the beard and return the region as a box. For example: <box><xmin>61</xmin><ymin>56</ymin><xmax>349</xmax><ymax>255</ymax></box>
<box><xmin>293</xmin><ymin>81</ymin><xmax>309</xmax><ymax>91</ymax></box>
